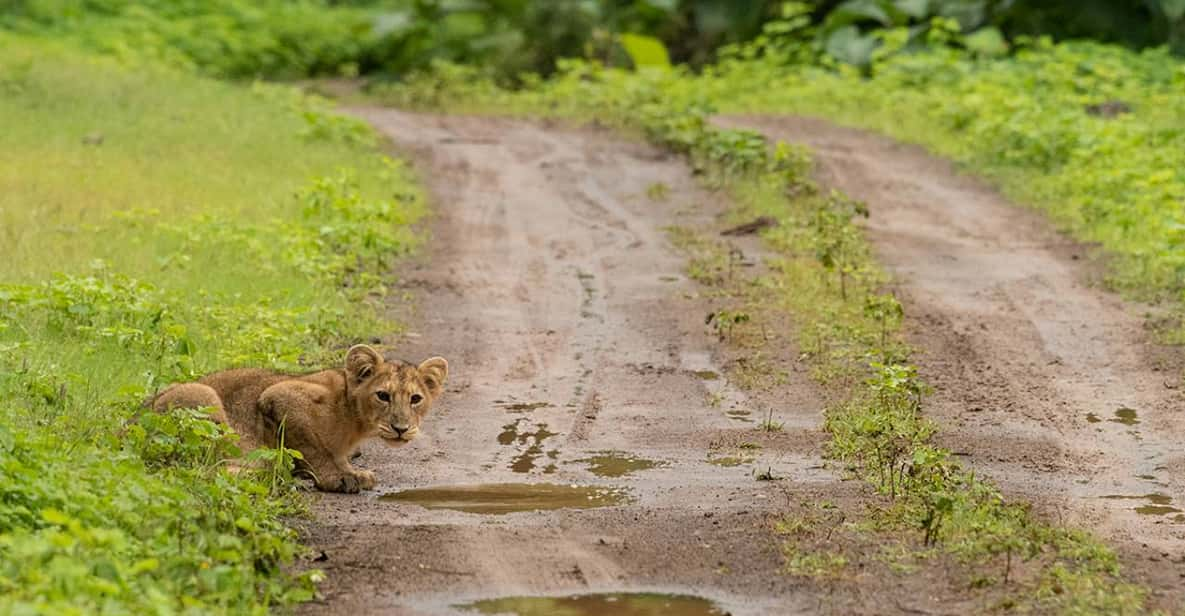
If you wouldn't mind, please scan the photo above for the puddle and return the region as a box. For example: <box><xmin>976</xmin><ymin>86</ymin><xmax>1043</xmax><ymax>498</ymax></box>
<box><xmin>456</xmin><ymin>592</ymin><xmax>725</xmax><ymax>616</ymax></box>
<box><xmin>1085</xmin><ymin>413</ymin><xmax>1101</xmax><ymax>424</ymax></box>
<box><xmin>690</xmin><ymin>370</ymin><xmax>719</xmax><ymax>380</ymax></box>
<box><xmin>498</xmin><ymin>419</ymin><xmax>559</xmax><ymax>473</ymax></box>
<box><xmin>1109</xmin><ymin>407</ymin><xmax>1140</xmax><ymax>426</ymax></box>
<box><xmin>1101</xmin><ymin>493</ymin><xmax>1181</xmax><ymax>515</ymax></box>
<box><xmin>381</xmin><ymin>483</ymin><xmax>629</xmax><ymax>514</ymax></box>
<box><xmin>499</xmin><ymin>401</ymin><xmax>553</xmax><ymax>413</ymax></box>
<box><xmin>707</xmin><ymin>455</ymin><xmax>752</xmax><ymax>467</ymax></box>
<box><xmin>572</xmin><ymin>451</ymin><xmax>664</xmax><ymax>477</ymax></box>
<box><xmin>1136</xmin><ymin>504</ymin><xmax>1182</xmax><ymax>516</ymax></box>
<box><xmin>726</xmin><ymin>409</ymin><xmax>753</xmax><ymax>423</ymax></box>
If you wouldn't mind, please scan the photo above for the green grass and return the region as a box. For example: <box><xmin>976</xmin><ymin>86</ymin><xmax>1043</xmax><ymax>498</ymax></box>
<box><xmin>1</xmin><ymin>0</ymin><xmax>376</xmax><ymax>79</ymax></box>
<box><xmin>711</xmin><ymin>39</ymin><xmax>1185</xmax><ymax>331</ymax></box>
<box><xmin>0</xmin><ymin>35</ymin><xmax>425</xmax><ymax>612</ymax></box>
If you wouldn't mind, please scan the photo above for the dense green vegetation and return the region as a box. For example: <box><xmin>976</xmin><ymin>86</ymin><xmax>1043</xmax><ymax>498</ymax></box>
<box><xmin>0</xmin><ymin>36</ymin><xmax>424</xmax><ymax>611</ymax></box>
<box><xmin>4</xmin><ymin>1</ymin><xmax>1182</xmax><ymax>83</ymax></box>
<box><xmin>713</xmin><ymin>30</ymin><xmax>1185</xmax><ymax>327</ymax></box>
<box><xmin>0</xmin><ymin>0</ymin><xmax>777</xmax><ymax>79</ymax></box>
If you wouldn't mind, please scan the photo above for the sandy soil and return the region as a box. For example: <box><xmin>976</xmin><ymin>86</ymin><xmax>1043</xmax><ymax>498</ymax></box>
<box><xmin>296</xmin><ymin>111</ymin><xmax>859</xmax><ymax>615</ymax></box>
<box><xmin>717</xmin><ymin>116</ymin><xmax>1185</xmax><ymax>606</ymax></box>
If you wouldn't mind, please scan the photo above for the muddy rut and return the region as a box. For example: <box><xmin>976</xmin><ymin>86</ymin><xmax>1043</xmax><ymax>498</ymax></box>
<box><xmin>299</xmin><ymin>111</ymin><xmax>848</xmax><ymax>615</ymax></box>
<box><xmin>720</xmin><ymin>116</ymin><xmax>1185</xmax><ymax>598</ymax></box>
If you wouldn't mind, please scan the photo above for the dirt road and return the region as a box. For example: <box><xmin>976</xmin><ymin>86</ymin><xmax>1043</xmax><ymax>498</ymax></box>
<box><xmin>297</xmin><ymin>110</ymin><xmax>1183</xmax><ymax>614</ymax></box>
<box><xmin>718</xmin><ymin>116</ymin><xmax>1185</xmax><ymax>603</ymax></box>
<box><xmin>299</xmin><ymin>111</ymin><xmax>853</xmax><ymax>615</ymax></box>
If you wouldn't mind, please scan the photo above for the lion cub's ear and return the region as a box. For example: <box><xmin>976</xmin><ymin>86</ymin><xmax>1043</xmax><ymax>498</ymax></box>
<box><xmin>346</xmin><ymin>345</ymin><xmax>383</xmax><ymax>383</ymax></box>
<box><xmin>418</xmin><ymin>357</ymin><xmax>448</xmax><ymax>397</ymax></box>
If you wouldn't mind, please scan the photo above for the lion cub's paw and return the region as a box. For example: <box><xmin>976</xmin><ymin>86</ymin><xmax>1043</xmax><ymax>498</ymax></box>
<box><xmin>319</xmin><ymin>469</ymin><xmax>376</xmax><ymax>494</ymax></box>
<box><xmin>353</xmin><ymin>469</ymin><xmax>377</xmax><ymax>490</ymax></box>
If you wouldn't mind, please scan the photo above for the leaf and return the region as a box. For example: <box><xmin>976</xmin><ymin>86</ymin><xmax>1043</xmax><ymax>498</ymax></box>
<box><xmin>371</xmin><ymin>11</ymin><xmax>414</xmax><ymax>38</ymax></box>
<box><xmin>936</xmin><ymin>0</ymin><xmax>989</xmax><ymax>29</ymax></box>
<box><xmin>642</xmin><ymin>0</ymin><xmax>679</xmax><ymax>12</ymax></box>
<box><xmin>825</xmin><ymin>26</ymin><xmax>879</xmax><ymax>67</ymax></box>
<box><xmin>1160</xmin><ymin>0</ymin><xmax>1185</xmax><ymax>20</ymax></box>
<box><xmin>619</xmin><ymin>33</ymin><xmax>671</xmax><ymax>70</ymax></box>
<box><xmin>894</xmin><ymin>0</ymin><xmax>930</xmax><ymax>18</ymax></box>
<box><xmin>828</xmin><ymin>0</ymin><xmax>895</xmax><ymax>27</ymax></box>
<box><xmin>131</xmin><ymin>558</ymin><xmax>160</xmax><ymax>574</ymax></box>
<box><xmin>41</xmin><ymin>508</ymin><xmax>71</xmax><ymax>526</ymax></box>
<box><xmin>0</xmin><ymin>424</ymin><xmax>13</xmax><ymax>453</ymax></box>
<box><xmin>963</xmin><ymin>27</ymin><xmax>1008</xmax><ymax>57</ymax></box>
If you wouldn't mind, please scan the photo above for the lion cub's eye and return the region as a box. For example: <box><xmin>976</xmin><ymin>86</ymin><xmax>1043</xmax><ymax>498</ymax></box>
<box><xmin>410</xmin><ymin>393</ymin><xmax>423</xmax><ymax>405</ymax></box>
<box><xmin>376</xmin><ymin>391</ymin><xmax>391</xmax><ymax>403</ymax></box>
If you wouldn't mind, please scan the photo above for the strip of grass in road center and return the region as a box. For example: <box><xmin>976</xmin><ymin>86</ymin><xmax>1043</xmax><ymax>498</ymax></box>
<box><xmin>0</xmin><ymin>36</ymin><xmax>425</xmax><ymax>612</ymax></box>
<box><xmin>379</xmin><ymin>63</ymin><xmax>1148</xmax><ymax>612</ymax></box>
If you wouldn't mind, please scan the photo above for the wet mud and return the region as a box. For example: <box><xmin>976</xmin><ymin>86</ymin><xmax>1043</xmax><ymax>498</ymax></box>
<box><xmin>380</xmin><ymin>483</ymin><xmax>630</xmax><ymax>515</ymax></box>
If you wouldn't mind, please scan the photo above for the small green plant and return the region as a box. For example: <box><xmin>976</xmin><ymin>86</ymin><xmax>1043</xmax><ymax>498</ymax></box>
<box><xmin>783</xmin><ymin>545</ymin><xmax>847</xmax><ymax>579</ymax></box>
<box><xmin>757</xmin><ymin>408</ymin><xmax>784</xmax><ymax>432</ymax></box>
<box><xmin>706</xmin><ymin>309</ymin><xmax>751</xmax><ymax>341</ymax></box>
<box><xmin>645</xmin><ymin>182</ymin><xmax>670</xmax><ymax>201</ymax></box>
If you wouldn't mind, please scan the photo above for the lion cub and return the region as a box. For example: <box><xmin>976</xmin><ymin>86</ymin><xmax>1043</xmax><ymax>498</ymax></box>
<box><xmin>152</xmin><ymin>345</ymin><xmax>447</xmax><ymax>493</ymax></box>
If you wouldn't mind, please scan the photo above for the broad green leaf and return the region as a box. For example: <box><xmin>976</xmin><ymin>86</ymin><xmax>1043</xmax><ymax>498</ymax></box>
<box><xmin>619</xmin><ymin>33</ymin><xmax>671</xmax><ymax>70</ymax></box>
<box><xmin>937</xmin><ymin>0</ymin><xmax>989</xmax><ymax>29</ymax></box>
<box><xmin>825</xmin><ymin>25</ymin><xmax>879</xmax><ymax>67</ymax></box>
<box><xmin>41</xmin><ymin>508</ymin><xmax>71</xmax><ymax>526</ymax></box>
<box><xmin>371</xmin><ymin>11</ymin><xmax>414</xmax><ymax>38</ymax></box>
<box><xmin>829</xmin><ymin>0</ymin><xmax>895</xmax><ymax>27</ymax></box>
<box><xmin>1160</xmin><ymin>0</ymin><xmax>1185</xmax><ymax>19</ymax></box>
<box><xmin>963</xmin><ymin>26</ymin><xmax>1008</xmax><ymax>56</ymax></box>
<box><xmin>643</xmin><ymin>0</ymin><xmax>680</xmax><ymax>12</ymax></box>
<box><xmin>894</xmin><ymin>0</ymin><xmax>930</xmax><ymax>18</ymax></box>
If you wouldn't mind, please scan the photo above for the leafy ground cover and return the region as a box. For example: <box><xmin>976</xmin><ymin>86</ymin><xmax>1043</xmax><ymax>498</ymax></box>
<box><xmin>709</xmin><ymin>30</ymin><xmax>1185</xmax><ymax>332</ymax></box>
<box><xmin>380</xmin><ymin>55</ymin><xmax>1153</xmax><ymax>612</ymax></box>
<box><xmin>1</xmin><ymin>0</ymin><xmax>378</xmax><ymax>79</ymax></box>
<box><xmin>0</xmin><ymin>36</ymin><xmax>425</xmax><ymax>612</ymax></box>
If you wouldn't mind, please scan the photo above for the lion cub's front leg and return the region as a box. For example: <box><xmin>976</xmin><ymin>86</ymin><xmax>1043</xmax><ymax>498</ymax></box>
<box><xmin>258</xmin><ymin>382</ymin><xmax>372</xmax><ymax>493</ymax></box>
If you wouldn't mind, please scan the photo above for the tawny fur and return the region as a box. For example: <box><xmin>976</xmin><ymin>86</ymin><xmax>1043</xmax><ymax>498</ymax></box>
<box><xmin>151</xmin><ymin>345</ymin><xmax>447</xmax><ymax>493</ymax></box>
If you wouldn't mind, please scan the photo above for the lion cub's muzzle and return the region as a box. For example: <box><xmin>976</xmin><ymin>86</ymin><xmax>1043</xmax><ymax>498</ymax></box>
<box><xmin>378</xmin><ymin>423</ymin><xmax>419</xmax><ymax>445</ymax></box>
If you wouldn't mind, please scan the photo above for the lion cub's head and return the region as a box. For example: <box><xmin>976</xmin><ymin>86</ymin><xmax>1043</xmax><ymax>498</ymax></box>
<box><xmin>344</xmin><ymin>345</ymin><xmax>448</xmax><ymax>445</ymax></box>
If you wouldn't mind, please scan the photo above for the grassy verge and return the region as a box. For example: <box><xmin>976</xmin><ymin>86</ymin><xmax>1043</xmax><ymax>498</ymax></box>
<box><xmin>0</xmin><ymin>36</ymin><xmax>425</xmax><ymax>612</ymax></box>
<box><xmin>379</xmin><ymin>61</ymin><xmax>1149</xmax><ymax>612</ymax></box>
<box><xmin>708</xmin><ymin>38</ymin><xmax>1185</xmax><ymax>337</ymax></box>
<box><xmin>1</xmin><ymin>0</ymin><xmax>379</xmax><ymax>79</ymax></box>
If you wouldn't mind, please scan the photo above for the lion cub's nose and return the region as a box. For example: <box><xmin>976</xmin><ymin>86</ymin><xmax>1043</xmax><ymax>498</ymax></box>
<box><xmin>392</xmin><ymin>425</ymin><xmax>409</xmax><ymax>437</ymax></box>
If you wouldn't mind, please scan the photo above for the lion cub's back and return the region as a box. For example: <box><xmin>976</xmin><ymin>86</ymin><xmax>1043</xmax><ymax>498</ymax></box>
<box><xmin>199</xmin><ymin>368</ymin><xmax>288</xmax><ymax>424</ymax></box>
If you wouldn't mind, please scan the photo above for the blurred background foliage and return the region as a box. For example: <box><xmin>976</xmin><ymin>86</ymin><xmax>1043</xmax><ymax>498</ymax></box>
<box><xmin>2</xmin><ymin>0</ymin><xmax>1184</xmax><ymax>79</ymax></box>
